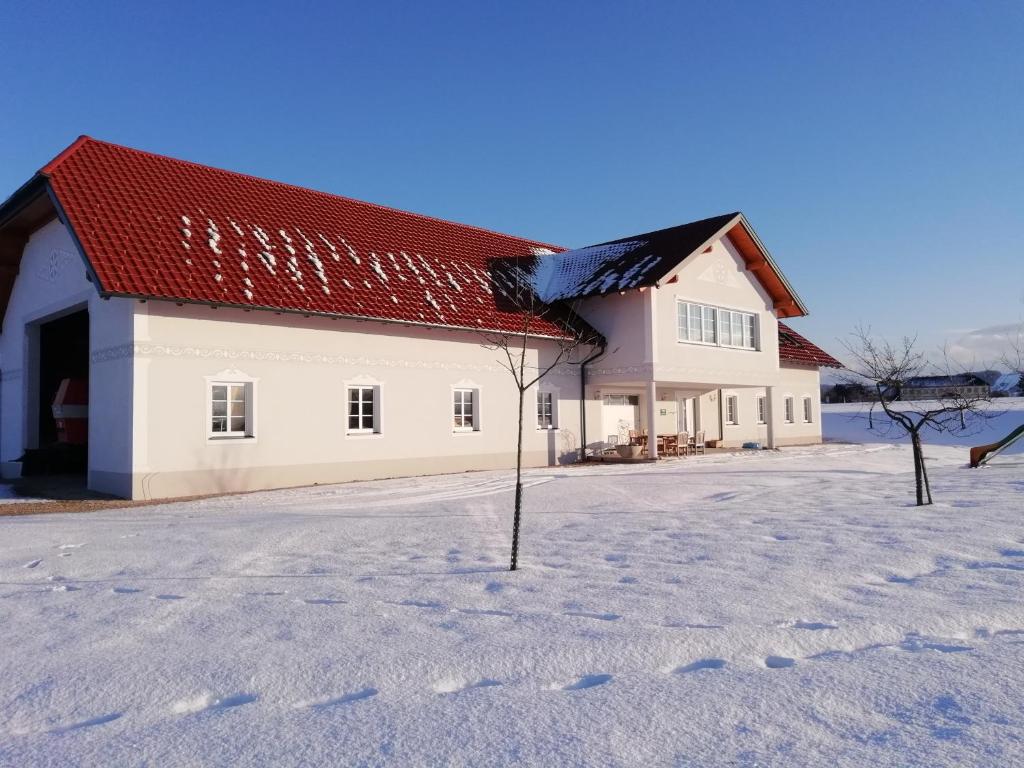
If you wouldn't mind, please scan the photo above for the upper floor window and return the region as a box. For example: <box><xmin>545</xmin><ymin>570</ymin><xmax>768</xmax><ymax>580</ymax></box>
<box><xmin>537</xmin><ymin>391</ymin><xmax>555</xmax><ymax>430</ymax></box>
<box><xmin>677</xmin><ymin>301</ymin><xmax>758</xmax><ymax>350</ymax></box>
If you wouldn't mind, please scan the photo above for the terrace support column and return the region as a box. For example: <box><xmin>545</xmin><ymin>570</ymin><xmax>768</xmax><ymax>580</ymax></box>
<box><xmin>647</xmin><ymin>380</ymin><xmax>659</xmax><ymax>459</ymax></box>
<box><xmin>765</xmin><ymin>386</ymin><xmax>777</xmax><ymax>449</ymax></box>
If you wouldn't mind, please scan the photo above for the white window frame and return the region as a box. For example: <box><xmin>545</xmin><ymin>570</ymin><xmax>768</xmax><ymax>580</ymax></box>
<box><xmin>725</xmin><ymin>394</ymin><xmax>739</xmax><ymax>426</ymax></box>
<box><xmin>452</xmin><ymin>386</ymin><xmax>480</xmax><ymax>433</ymax></box>
<box><xmin>536</xmin><ymin>390</ymin><xmax>557</xmax><ymax>430</ymax></box>
<box><xmin>677</xmin><ymin>300</ymin><xmax>758</xmax><ymax>350</ymax></box>
<box><xmin>206</xmin><ymin>371</ymin><xmax>257</xmax><ymax>441</ymax></box>
<box><xmin>346</xmin><ymin>384</ymin><xmax>382</xmax><ymax>435</ymax></box>
<box><xmin>802</xmin><ymin>396</ymin><xmax>813</xmax><ymax>423</ymax></box>
<box><xmin>757</xmin><ymin>395</ymin><xmax>767</xmax><ymax>425</ymax></box>
<box><xmin>784</xmin><ymin>396</ymin><xmax>795</xmax><ymax>424</ymax></box>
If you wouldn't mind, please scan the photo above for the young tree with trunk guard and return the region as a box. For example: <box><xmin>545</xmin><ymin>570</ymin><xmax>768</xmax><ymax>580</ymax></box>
<box><xmin>842</xmin><ymin>326</ymin><xmax>993</xmax><ymax>506</ymax></box>
<box><xmin>480</xmin><ymin>263</ymin><xmax>597</xmax><ymax>571</ymax></box>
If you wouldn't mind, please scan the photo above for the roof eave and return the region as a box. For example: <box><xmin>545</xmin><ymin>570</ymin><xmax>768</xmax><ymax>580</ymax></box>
<box><xmin>101</xmin><ymin>291</ymin><xmax>600</xmax><ymax>345</ymax></box>
<box><xmin>734</xmin><ymin>213</ymin><xmax>810</xmax><ymax>317</ymax></box>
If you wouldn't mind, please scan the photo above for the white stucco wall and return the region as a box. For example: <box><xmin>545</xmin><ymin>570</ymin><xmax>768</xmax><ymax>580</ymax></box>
<box><xmin>652</xmin><ymin>235</ymin><xmax>780</xmax><ymax>387</ymax></box>
<box><xmin>127</xmin><ymin>303</ymin><xmax>586</xmax><ymax>499</ymax></box>
<box><xmin>0</xmin><ymin>220</ymin><xmax>135</xmax><ymax>495</ymax></box>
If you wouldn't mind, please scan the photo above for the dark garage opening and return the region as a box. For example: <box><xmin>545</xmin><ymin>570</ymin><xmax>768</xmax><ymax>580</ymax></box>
<box><xmin>25</xmin><ymin>309</ymin><xmax>89</xmax><ymax>474</ymax></box>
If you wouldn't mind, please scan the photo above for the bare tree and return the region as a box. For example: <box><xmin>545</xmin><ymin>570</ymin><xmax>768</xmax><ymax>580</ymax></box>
<box><xmin>842</xmin><ymin>326</ymin><xmax>993</xmax><ymax>506</ymax></box>
<box><xmin>481</xmin><ymin>262</ymin><xmax>598</xmax><ymax>571</ymax></box>
<box><xmin>1000</xmin><ymin>325</ymin><xmax>1024</xmax><ymax>392</ymax></box>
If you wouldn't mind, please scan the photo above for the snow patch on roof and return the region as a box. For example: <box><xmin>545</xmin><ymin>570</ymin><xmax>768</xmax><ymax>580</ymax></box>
<box><xmin>530</xmin><ymin>240</ymin><xmax>650</xmax><ymax>302</ymax></box>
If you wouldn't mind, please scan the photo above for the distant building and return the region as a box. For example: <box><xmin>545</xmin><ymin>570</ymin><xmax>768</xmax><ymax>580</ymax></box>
<box><xmin>901</xmin><ymin>374</ymin><xmax>990</xmax><ymax>401</ymax></box>
<box><xmin>821</xmin><ymin>382</ymin><xmax>875</xmax><ymax>403</ymax></box>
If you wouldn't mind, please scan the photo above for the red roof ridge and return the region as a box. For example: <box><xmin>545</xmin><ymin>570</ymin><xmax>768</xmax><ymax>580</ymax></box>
<box><xmin>42</xmin><ymin>136</ymin><xmax>564</xmax><ymax>254</ymax></box>
<box><xmin>40</xmin><ymin>134</ymin><xmax>94</xmax><ymax>175</ymax></box>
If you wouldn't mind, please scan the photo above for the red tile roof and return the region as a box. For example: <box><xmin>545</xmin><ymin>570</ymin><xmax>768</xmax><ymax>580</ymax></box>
<box><xmin>41</xmin><ymin>137</ymin><xmax>585</xmax><ymax>339</ymax></box>
<box><xmin>9</xmin><ymin>137</ymin><xmax>838</xmax><ymax>366</ymax></box>
<box><xmin>778</xmin><ymin>322</ymin><xmax>842</xmax><ymax>368</ymax></box>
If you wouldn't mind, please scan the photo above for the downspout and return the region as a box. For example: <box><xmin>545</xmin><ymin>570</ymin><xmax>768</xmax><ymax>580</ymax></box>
<box><xmin>578</xmin><ymin>341</ymin><xmax>607</xmax><ymax>462</ymax></box>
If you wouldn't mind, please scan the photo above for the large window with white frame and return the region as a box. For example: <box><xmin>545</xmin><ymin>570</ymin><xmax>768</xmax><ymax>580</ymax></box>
<box><xmin>677</xmin><ymin>301</ymin><xmax>758</xmax><ymax>350</ymax></box>
<box><xmin>802</xmin><ymin>396</ymin><xmax>813</xmax><ymax>423</ymax></box>
<box><xmin>453</xmin><ymin>388</ymin><xmax>478</xmax><ymax>431</ymax></box>
<box><xmin>209</xmin><ymin>382</ymin><xmax>253</xmax><ymax>438</ymax></box>
<box><xmin>347</xmin><ymin>386</ymin><xmax>380</xmax><ymax>434</ymax></box>
<box><xmin>725</xmin><ymin>395</ymin><xmax>739</xmax><ymax>425</ymax></box>
<box><xmin>537</xmin><ymin>391</ymin><xmax>555</xmax><ymax>430</ymax></box>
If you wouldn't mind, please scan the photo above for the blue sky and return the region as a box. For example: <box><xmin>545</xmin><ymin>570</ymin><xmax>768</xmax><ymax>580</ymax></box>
<box><xmin>2</xmin><ymin>1</ymin><xmax>1022</xmax><ymax>364</ymax></box>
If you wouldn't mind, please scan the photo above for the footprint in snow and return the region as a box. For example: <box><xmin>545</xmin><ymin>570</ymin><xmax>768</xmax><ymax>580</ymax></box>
<box><xmin>151</xmin><ymin>594</ymin><xmax>185</xmax><ymax>601</ymax></box>
<box><xmin>561</xmin><ymin>674</ymin><xmax>612</xmax><ymax>691</ymax></box>
<box><xmin>50</xmin><ymin>712</ymin><xmax>122</xmax><ymax>733</ymax></box>
<box><xmin>707</xmin><ymin>492</ymin><xmax>737</xmax><ymax>502</ymax></box>
<box><xmin>564</xmin><ymin>611</ymin><xmax>621</xmax><ymax>621</ymax></box>
<box><xmin>885</xmin><ymin>575</ymin><xmax>916</xmax><ymax>585</ymax></box>
<box><xmin>792</xmin><ymin>621</ymin><xmax>838</xmax><ymax>631</ymax></box>
<box><xmin>171</xmin><ymin>693</ymin><xmax>257</xmax><ymax>714</ymax></box>
<box><xmin>51</xmin><ymin>585</ymin><xmax>79</xmax><ymax>592</ymax></box>
<box><xmin>999</xmin><ymin>548</ymin><xmax>1024</xmax><ymax>558</ymax></box>
<box><xmin>303</xmin><ymin>598</ymin><xmax>344</xmax><ymax>605</ymax></box>
<box><xmin>24</xmin><ymin>559</ymin><xmax>42</xmax><ymax>569</ymax></box>
<box><xmin>304</xmin><ymin>688</ymin><xmax>379</xmax><ymax>708</ymax></box>
<box><xmin>433</xmin><ymin>678</ymin><xmax>501</xmax><ymax>694</ymax></box>
<box><xmin>112</xmin><ymin>587</ymin><xmax>142</xmax><ymax>594</ymax></box>
<box><xmin>764</xmin><ymin>656</ymin><xmax>796</xmax><ymax>669</ymax></box>
<box><xmin>398</xmin><ymin>599</ymin><xmax>444</xmax><ymax>609</ymax></box>
<box><xmin>900</xmin><ymin>636</ymin><xmax>973</xmax><ymax>654</ymax></box>
<box><xmin>673</xmin><ymin>658</ymin><xmax>727</xmax><ymax>674</ymax></box>
<box><xmin>458</xmin><ymin>608</ymin><xmax>515</xmax><ymax>617</ymax></box>
<box><xmin>57</xmin><ymin>544</ymin><xmax>84</xmax><ymax>550</ymax></box>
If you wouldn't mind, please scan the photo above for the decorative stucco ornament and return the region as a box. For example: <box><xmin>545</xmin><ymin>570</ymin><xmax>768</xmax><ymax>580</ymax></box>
<box><xmin>36</xmin><ymin>249</ymin><xmax>75</xmax><ymax>282</ymax></box>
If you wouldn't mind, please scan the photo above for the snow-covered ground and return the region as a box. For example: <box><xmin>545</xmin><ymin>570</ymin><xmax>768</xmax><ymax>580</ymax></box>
<box><xmin>823</xmin><ymin>397</ymin><xmax>1024</xmax><ymax>455</ymax></box>
<box><xmin>2</xmin><ymin>425</ymin><xmax>1024</xmax><ymax>765</ymax></box>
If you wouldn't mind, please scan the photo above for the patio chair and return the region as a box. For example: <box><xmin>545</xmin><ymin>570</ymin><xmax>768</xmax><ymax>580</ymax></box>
<box><xmin>676</xmin><ymin>432</ymin><xmax>689</xmax><ymax>457</ymax></box>
<box><xmin>690</xmin><ymin>430</ymin><xmax>706</xmax><ymax>456</ymax></box>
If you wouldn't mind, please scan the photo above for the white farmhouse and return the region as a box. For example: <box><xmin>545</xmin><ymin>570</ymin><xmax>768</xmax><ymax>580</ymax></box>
<box><xmin>0</xmin><ymin>137</ymin><xmax>840</xmax><ymax>499</ymax></box>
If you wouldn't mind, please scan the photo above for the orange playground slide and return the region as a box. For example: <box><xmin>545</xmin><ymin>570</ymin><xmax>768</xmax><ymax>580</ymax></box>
<box><xmin>969</xmin><ymin>424</ymin><xmax>1024</xmax><ymax>468</ymax></box>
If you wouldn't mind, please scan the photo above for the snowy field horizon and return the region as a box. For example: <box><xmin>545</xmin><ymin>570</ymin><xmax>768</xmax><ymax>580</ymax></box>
<box><xmin>2</xmin><ymin>403</ymin><xmax>1024</xmax><ymax>766</ymax></box>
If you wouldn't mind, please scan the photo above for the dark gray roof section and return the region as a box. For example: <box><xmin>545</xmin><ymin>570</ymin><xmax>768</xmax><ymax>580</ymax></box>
<box><xmin>530</xmin><ymin>213</ymin><xmax>739</xmax><ymax>302</ymax></box>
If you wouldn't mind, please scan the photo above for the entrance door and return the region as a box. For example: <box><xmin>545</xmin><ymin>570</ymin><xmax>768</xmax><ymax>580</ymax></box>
<box><xmin>678</xmin><ymin>397</ymin><xmax>698</xmax><ymax>434</ymax></box>
<box><xmin>602</xmin><ymin>394</ymin><xmax>640</xmax><ymax>445</ymax></box>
